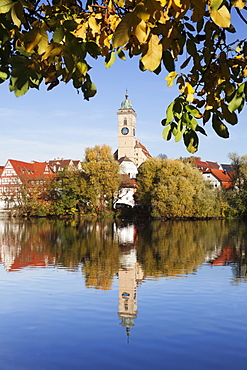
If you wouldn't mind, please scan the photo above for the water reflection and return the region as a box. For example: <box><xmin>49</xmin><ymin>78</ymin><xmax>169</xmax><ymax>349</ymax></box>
<box><xmin>0</xmin><ymin>219</ymin><xmax>246</xmax><ymax>285</ymax></box>
<box><xmin>116</xmin><ymin>224</ymin><xmax>145</xmax><ymax>339</ymax></box>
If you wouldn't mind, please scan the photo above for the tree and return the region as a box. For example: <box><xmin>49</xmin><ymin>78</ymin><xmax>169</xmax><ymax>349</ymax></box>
<box><xmin>136</xmin><ymin>157</ymin><xmax>224</xmax><ymax>218</ymax></box>
<box><xmin>226</xmin><ymin>152</ymin><xmax>247</xmax><ymax>217</ymax></box>
<box><xmin>0</xmin><ymin>0</ymin><xmax>246</xmax><ymax>152</ymax></box>
<box><xmin>82</xmin><ymin>145</ymin><xmax>121</xmax><ymax>211</ymax></box>
<box><xmin>48</xmin><ymin>168</ymin><xmax>95</xmax><ymax>216</ymax></box>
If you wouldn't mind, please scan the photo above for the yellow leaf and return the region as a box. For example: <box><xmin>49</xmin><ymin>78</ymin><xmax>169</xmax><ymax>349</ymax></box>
<box><xmin>210</xmin><ymin>5</ymin><xmax>231</xmax><ymax>28</ymax></box>
<box><xmin>184</xmin><ymin>83</ymin><xmax>194</xmax><ymax>102</ymax></box>
<box><xmin>89</xmin><ymin>15</ymin><xmax>101</xmax><ymax>36</ymax></box>
<box><xmin>141</xmin><ymin>34</ymin><xmax>162</xmax><ymax>71</ymax></box>
<box><xmin>25</xmin><ymin>32</ymin><xmax>42</xmax><ymax>52</ymax></box>
<box><xmin>243</xmin><ymin>66</ymin><xmax>247</xmax><ymax>77</ymax></box>
<box><xmin>231</xmin><ymin>0</ymin><xmax>246</xmax><ymax>10</ymax></box>
<box><xmin>135</xmin><ymin>20</ymin><xmax>150</xmax><ymax>43</ymax></box>
<box><xmin>74</xmin><ymin>22</ymin><xmax>88</xmax><ymax>40</ymax></box>
<box><xmin>165</xmin><ymin>71</ymin><xmax>178</xmax><ymax>87</ymax></box>
<box><xmin>135</xmin><ymin>2</ymin><xmax>150</xmax><ymax>22</ymax></box>
<box><xmin>113</xmin><ymin>13</ymin><xmax>135</xmax><ymax>48</ymax></box>
<box><xmin>37</xmin><ymin>26</ymin><xmax>48</xmax><ymax>55</ymax></box>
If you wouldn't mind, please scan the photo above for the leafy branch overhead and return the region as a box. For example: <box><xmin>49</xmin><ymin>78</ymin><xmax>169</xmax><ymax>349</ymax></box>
<box><xmin>0</xmin><ymin>0</ymin><xmax>247</xmax><ymax>151</ymax></box>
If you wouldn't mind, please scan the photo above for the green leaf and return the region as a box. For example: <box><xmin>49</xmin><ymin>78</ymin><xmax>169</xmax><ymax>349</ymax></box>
<box><xmin>210</xmin><ymin>0</ymin><xmax>224</xmax><ymax>12</ymax></box>
<box><xmin>166</xmin><ymin>101</ymin><xmax>175</xmax><ymax>124</ymax></box>
<box><xmin>173</xmin><ymin>100</ymin><xmax>182</xmax><ymax>119</ymax></box>
<box><xmin>221</xmin><ymin>103</ymin><xmax>238</xmax><ymax>125</ymax></box>
<box><xmin>104</xmin><ymin>51</ymin><xmax>116</xmax><ymax>69</ymax></box>
<box><xmin>228</xmin><ymin>91</ymin><xmax>244</xmax><ymax>112</ymax></box>
<box><xmin>180</xmin><ymin>56</ymin><xmax>191</xmax><ymax>69</ymax></box>
<box><xmin>77</xmin><ymin>61</ymin><xmax>88</xmax><ymax>75</ymax></box>
<box><xmin>162</xmin><ymin>51</ymin><xmax>175</xmax><ymax>72</ymax></box>
<box><xmin>183</xmin><ymin>130</ymin><xmax>199</xmax><ymax>153</ymax></box>
<box><xmin>113</xmin><ymin>13</ymin><xmax>134</xmax><ymax>48</ymax></box>
<box><xmin>184</xmin><ymin>22</ymin><xmax>195</xmax><ymax>32</ymax></box>
<box><xmin>196</xmin><ymin>125</ymin><xmax>207</xmax><ymax>136</ymax></box>
<box><xmin>189</xmin><ymin>117</ymin><xmax>198</xmax><ymax>131</ymax></box>
<box><xmin>63</xmin><ymin>20</ymin><xmax>78</xmax><ymax>31</ymax></box>
<box><xmin>63</xmin><ymin>52</ymin><xmax>74</xmax><ymax>73</ymax></box>
<box><xmin>0</xmin><ymin>0</ymin><xmax>13</xmax><ymax>13</ymax></box>
<box><xmin>186</xmin><ymin>39</ymin><xmax>197</xmax><ymax>57</ymax></box>
<box><xmin>53</xmin><ymin>26</ymin><xmax>64</xmax><ymax>43</ymax></box>
<box><xmin>185</xmin><ymin>105</ymin><xmax>202</xmax><ymax>118</ymax></box>
<box><xmin>197</xmin><ymin>18</ymin><xmax>204</xmax><ymax>33</ymax></box>
<box><xmin>212</xmin><ymin>114</ymin><xmax>229</xmax><ymax>138</ymax></box>
<box><xmin>15</xmin><ymin>81</ymin><xmax>29</xmax><ymax>97</ymax></box>
<box><xmin>203</xmin><ymin>110</ymin><xmax>211</xmax><ymax>124</ymax></box>
<box><xmin>174</xmin><ymin>121</ymin><xmax>183</xmax><ymax>142</ymax></box>
<box><xmin>162</xmin><ymin>125</ymin><xmax>172</xmax><ymax>141</ymax></box>
<box><xmin>85</xmin><ymin>41</ymin><xmax>101</xmax><ymax>58</ymax></box>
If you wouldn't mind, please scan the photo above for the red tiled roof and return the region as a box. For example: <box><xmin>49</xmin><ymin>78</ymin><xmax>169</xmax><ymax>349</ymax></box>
<box><xmin>121</xmin><ymin>174</ymin><xmax>136</xmax><ymax>188</ymax></box>
<box><xmin>206</xmin><ymin>161</ymin><xmax>220</xmax><ymax>169</ymax></box>
<box><xmin>7</xmin><ymin>160</ymin><xmax>54</xmax><ymax>182</ymax></box>
<box><xmin>135</xmin><ymin>140</ymin><xmax>152</xmax><ymax>158</ymax></box>
<box><xmin>204</xmin><ymin>169</ymin><xmax>233</xmax><ymax>189</ymax></box>
<box><xmin>195</xmin><ymin>160</ymin><xmax>209</xmax><ymax>169</ymax></box>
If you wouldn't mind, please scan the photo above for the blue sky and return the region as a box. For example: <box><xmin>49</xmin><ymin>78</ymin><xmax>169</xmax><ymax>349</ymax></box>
<box><xmin>0</xmin><ymin>53</ymin><xmax>247</xmax><ymax>166</ymax></box>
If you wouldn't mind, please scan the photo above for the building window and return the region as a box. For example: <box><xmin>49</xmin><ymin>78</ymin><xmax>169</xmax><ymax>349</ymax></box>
<box><xmin>124</xmin><ymin>118</ymin><xmax>127</xmax><ymax>125</ymax></box>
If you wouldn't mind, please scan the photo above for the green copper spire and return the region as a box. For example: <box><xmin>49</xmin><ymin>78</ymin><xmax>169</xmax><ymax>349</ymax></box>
<box><xmin>120</xmin><ymin>91</ymin><xmax>133</xmax><ymax>110</ymax></box>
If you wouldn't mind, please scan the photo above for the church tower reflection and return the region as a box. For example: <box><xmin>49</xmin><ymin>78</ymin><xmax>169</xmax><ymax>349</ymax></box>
<box><xmin>115</xmin><ymin>224</ymin><xmax>145</xmax><ymax>339</ymax></box>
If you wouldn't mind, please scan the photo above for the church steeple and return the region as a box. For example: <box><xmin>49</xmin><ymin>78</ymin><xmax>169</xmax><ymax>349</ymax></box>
<box><xmin>117</xmin><ymin>93</ymin><xmax>137</xmax><ymax>162</ymax></box>
<box><xmin>120</xmin><ymin>91</ymin><xmax>133</xmax><ymax>110</ymax></box>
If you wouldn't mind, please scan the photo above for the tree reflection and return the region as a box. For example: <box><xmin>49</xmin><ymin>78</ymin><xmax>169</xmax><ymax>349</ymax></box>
<box><xmin>0</xmin><ymin>219</ymin><xmax>246</xmax><ymax>285</ymax></box>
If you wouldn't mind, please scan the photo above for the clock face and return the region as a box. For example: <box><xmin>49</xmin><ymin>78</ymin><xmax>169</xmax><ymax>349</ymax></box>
<box><xmin>121</xmin><ymin>127</ymin><xmax>129</xmax><ymax>135</ymax></box>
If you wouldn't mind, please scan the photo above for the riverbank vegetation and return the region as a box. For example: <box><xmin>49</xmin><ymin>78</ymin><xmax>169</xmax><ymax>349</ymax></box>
<box><xmin>14</xmin><ymin>148</ymin><xmax>247</xmax><ymax>220</ymax></box>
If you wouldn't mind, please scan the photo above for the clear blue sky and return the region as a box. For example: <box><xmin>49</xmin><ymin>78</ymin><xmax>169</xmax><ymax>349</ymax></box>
<box><xmin>0</xmin><ymin>53</ymin><xmax>246</xmax><ymax>166</ymax></box>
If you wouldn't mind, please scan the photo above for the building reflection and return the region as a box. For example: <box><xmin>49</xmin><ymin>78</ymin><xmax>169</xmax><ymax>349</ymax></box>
<box><xmin>115</xmin><ymin>224</ymin><xmax>145</xmax><ymax>339</ymax></box>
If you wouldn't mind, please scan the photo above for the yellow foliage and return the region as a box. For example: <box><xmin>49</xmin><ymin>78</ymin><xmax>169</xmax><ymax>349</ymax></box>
<box><xmin>210</xmin><ymin>5</ymin><xmax>231</xmax><ymax>28</ymax></box>
<box><xmin>141</xmin><ymin>34</ymin><xmax>163</xmax><ymax>71</ymax></box>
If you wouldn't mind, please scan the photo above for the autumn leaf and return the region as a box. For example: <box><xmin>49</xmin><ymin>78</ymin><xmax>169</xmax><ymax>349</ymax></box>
<box><xmin>113</xmin><ymin>13</ymin><xmax>135</xmax><ymax>48</ymax></box>
<box><xmin>210</xmin><ymin>5</ymin><xmax>231</xmax><ymax>28</ymax></box>
<box><xmin>141</xmin><ymin>34</ymin><xmax>162</xmax><ymax>72</ymax></box>
<box><xmin>231</xmin><ymin>0</ymin><xmax>246</xmax><ymax>10</ymax></box>
<box><xmin>165</xmin><ymin>71</ymin><xmax>178</xmax><ymax>87</ymax></box>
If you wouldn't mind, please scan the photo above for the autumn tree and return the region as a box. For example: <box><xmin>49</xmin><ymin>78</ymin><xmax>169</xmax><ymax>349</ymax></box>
<box><xmin>136</xmin><ymin>157</ymin><xmax>224</xmax><ymax>218</ymax></box>
<box><xmin>82</xmin><ymin>144</ymin><xmax>121</xmax><ymax>211</ymax></box>
<box><xmin>0</xmin><ymin>0</ymin><xmax>247</xmax><ymax>152</ymax></box>
<box><xmin>48</xmin><ymin>168</ymin><xmax>95</xmax><ymax>216</ymax></box>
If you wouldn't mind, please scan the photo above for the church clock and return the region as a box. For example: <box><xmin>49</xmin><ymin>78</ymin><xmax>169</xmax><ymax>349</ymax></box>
<box><xmin>121</xmin><ymin>127</ymin><xmax>129</xmax><ymax>135</ymax></box>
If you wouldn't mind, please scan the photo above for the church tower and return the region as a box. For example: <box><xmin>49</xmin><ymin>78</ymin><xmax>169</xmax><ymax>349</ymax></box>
<box><xmin>117</xmin><ymin>93</ymin><xmax>137</xmax><ymax>163</ymax></box>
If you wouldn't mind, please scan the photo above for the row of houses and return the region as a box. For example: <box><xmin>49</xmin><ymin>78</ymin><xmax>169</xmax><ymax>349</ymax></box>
<box><xmin>0</xmin><ymin>159</ymin><xmax>80</xmax><ymax>210</ymax></box>
<box><xmin>194</xmin><ymin>160</ymin><xmax>233</xmax><ymax>189</ymax></box>
<box><xmin>0</xmin><ymin>156</ymin><xmax>234</xmax><ymax>211</ymax></box>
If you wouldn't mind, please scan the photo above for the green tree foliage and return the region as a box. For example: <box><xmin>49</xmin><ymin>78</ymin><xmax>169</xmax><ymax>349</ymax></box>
<box><xmin>82</xmin><ymin>144</ymin><xmax>121</xmax><ymax>211</ymax></box>
<box><xmin>226</xmin><ymin>152</ymin><xmax>247</xmax><ymax>217</ymax></box>
<box><xmin>136</xmin><ymin>157</ymin><xmax>224</xmax><ymax>218</ymax></box>
<box><xmin>48</xmin><ymin>168</ymin><xmax>95</xmax><ymax>216</ymax></box>
<box><xmin>0</xmin><ymin>0</ymin><xmax>246</xmax><ymax>151</ymax></box>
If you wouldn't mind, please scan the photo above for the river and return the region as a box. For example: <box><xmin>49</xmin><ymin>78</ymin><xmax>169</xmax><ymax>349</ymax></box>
<box><xmin>0</xmin><ymin>219</ymin><xmax>246</xmax><ymax>369</ymax></box>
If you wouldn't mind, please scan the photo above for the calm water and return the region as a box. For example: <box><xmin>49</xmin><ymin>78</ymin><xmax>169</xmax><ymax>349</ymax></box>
<box><xmin>0</xmin><ymin>219</ymin><xmax>247</xmax><ymax>370</ymax></box>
